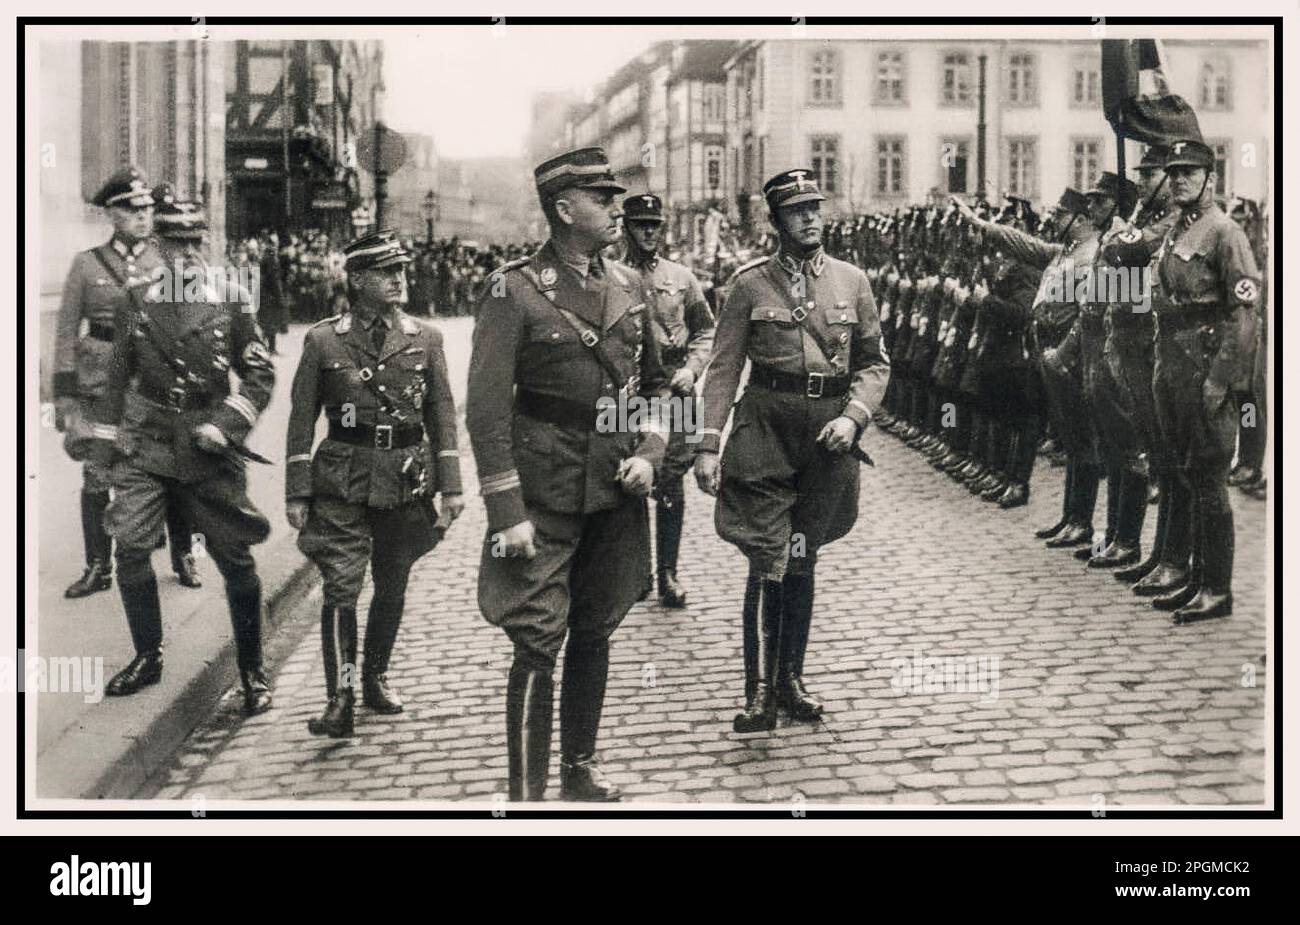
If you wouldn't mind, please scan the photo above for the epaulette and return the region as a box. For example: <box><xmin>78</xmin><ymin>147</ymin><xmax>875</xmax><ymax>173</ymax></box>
<box><xmin>310</xmin><ymin>313</ymin><xmax>342</xmax><ymax>329</ymax></box>
<box><xmin>734</xmin><ymin>256</ymin><xmax>770</xmax><ymax>276</ymax></box>
<box><xmin>492</xmin><ymin>257</ymin><xmax>531</xmax><ymax>277</ymax></box>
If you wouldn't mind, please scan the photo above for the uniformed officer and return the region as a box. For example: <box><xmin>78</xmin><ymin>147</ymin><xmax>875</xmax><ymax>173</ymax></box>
<box><xmin>286</xmin><ymin>231</ymin><xmax>465</xmax><ymax>738</ymax></box>
<box><xmin>97</xmin><ymin>194</ymin><xmax>275</xmax><ymax>713</ymax></box>
<box><xmin>53</xmin><ymin>168</ymin><xmax>201</xmax><ymax>598</ymax></box>
<box><xmin>1143</xmin><ymin>139</ymin><xmax>1259</xmax><ymax>623</ymax></box>
<box><xmin>466</xmin><ymin>147</ymin><xmax>669</xmax><ymax>801</ymax></box>
<box><xmin>694</xmin><ymin>168</ymin><xmax>889</xmax><ymax>733</ymax></box>
<box><xmin>1225</xmin><ymin>197</ymin><xmax>1267</xmax><ymax>499</ymax></box>
<box><xmin>954</xmin><ymin>189</ymin><xmax>1102</xmax><ymax>547</ymax></box>
<box><xmin>622</xmin><ymin>193</ymin><xmax>715</xmax><ymax>608</ymax></box>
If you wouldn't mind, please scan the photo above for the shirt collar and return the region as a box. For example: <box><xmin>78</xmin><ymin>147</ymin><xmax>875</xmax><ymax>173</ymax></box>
<box><xmin>777</xmin><ymin>247</ymin><xmax>825</xmax><ymax>279</ymax></box>
<box><xmin>355</xmin><ymin>307</ymin><xmax>393</xmax><ymax>329</ymax></box>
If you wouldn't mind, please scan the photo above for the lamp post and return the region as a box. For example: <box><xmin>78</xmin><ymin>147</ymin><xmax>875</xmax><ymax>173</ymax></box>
<box><xmin>423</xmin><ymin>190</ymin><xmax>437</xmax><ymax>246</ymax></box>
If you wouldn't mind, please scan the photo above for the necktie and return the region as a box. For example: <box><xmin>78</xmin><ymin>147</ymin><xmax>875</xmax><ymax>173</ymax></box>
<box><xmin>371</xmin><ymin>318</ymin><xmax>387</xmax><ymax>354</ymax></box>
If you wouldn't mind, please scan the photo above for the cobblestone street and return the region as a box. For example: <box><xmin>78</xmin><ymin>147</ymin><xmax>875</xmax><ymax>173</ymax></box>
<box><xmin>152</xmin><ymin>423</ymin><xmax>1269</xmax><ymax>807</ymax></box>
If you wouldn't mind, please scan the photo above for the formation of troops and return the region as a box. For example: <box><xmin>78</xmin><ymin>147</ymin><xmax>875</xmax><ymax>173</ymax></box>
<box><xmin>51</xmin><ymin>133</ymin><xmax>1267</xmax><ymax>800</ymax></box>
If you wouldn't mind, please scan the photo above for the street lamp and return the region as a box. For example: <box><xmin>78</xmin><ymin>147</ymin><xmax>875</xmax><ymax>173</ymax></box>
<box><xmin>423</xmin><ymin>190</ymin><xmax>437</xmax><ymax>246</ymax></box>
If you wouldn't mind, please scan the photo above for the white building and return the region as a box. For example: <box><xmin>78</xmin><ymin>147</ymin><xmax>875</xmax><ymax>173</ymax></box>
<box><xmin>724</xmin><ymin>37</ymin><xmax>1270</xmax><ymax>228</ymax></box>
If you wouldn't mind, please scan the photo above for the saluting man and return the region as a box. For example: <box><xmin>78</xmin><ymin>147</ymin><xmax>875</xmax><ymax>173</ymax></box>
<box><xmin>97</xmin><ymin>194</ymin><xmax>275</xmax><ymax>714</ymax></box>
<box><xmin>285</xmin><ymin>231</ymin><xmax>464</xmax><ymax>738</ymax></box>
<box><xmin>1146</xmin><ymin>139</ymin><xmax>1260</xmax><ymax>624</ymax></box>
<box><xmin>466</xmin><ymin>147</ymin><xmax>669</xmax><ymax>801</ymax></box>
<box><xmin>53</xmin><ymin>168</ymin><xmax>201</xmax><ymax>598</ymax></box>
<box><xmin>694</xmin><ymin>169</ymin><xmax>890</xmax><ymax>733</ymax></box>
<box><xmin>622</xmin><ymin>193</ymin><xmax>715</xmax><ymax>608</ymax></box>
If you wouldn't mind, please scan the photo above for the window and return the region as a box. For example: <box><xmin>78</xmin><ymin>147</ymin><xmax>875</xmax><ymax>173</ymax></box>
<box><xmin>702</xmin><ymin>83</ymin><xmax>725</xmax><ymax>123</ymax></box>
<box><xmin>1007</xmin><ymin>52</ymin><xmax>1037</xmax><ymax>105</ymax></box>
<box><xmin>705</xmin><ymin>145</ymin><xmax>723</xmax><ymax>191</ymax></box>
<box><xmin>1007</xmin><ymin>138</ymin><xmax>1038</xmax><ymax>200</ymax></box>
<box><xmin>1210</xmin><ymin>139</ymin><xmax>1231</xmax><ymax>196</ymax></box>
<box><xmin>875</xmin><ymin>50</ymin><xmax>905</xmax><ymax>103</ymax></box>
<box><xmin>810</xmin><ymin>135</ymin><xmax>839</xmax><ymax>194</ymax></box>
<box><xmin>943</xmin><ymin>138</ymin><xmax>970</xmax><ymax>194</ymax></box>
<box><xmin>809</xmin><ymin>48</ymin><xmax>841</xmax><ymax>105</ymax></box>
<box><xmin>1072</xmin><ymin>139</ymin><xmax>1101</xmax><ymax>191</ymax></box>
<box><xmin>942</xmin><ymin>51</ymin><xmax>973</xmax><ymax>105</ymax></box>
<box><xmin>876</xmin><ymin>137</ymin><xmax>906</xmax><ymax>196</ymax></box>
<box><xmin>1200</xmin><ymin>57</ymin><xmax>1232</xmax><ymax>111</ymax></box>
<box><xmin>1071</xmin><ymin>57</ymin><xmax>1100</xmax><ymax>107</ymax></box>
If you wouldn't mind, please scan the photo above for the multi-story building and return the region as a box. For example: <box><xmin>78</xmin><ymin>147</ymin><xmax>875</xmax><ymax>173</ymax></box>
<box><xmin>224</xmin><ymin>39</ymin><xmax>385</xmax><ymax>242</ymax></box>
<box><xmin>563</xmin><ymin>40</ymin><xmax>739</xmax><ymax>244</ymax></box>
<box><xmin>36</xmin><ymin>38</ymin><xmax>226</xmax><ymax>396</ymax></box>
<box><xmin>724</xmin><ymin>37</ymin><xmax>1270</xmax><ymax>230</ymax></box>
<box><xmin>384</xmin><ymin>131</ymin><xmax>439</xmax><ymax>243</ymax></box>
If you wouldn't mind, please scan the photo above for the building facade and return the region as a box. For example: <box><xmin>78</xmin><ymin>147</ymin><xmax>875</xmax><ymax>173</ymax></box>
<box><xmin>724</xmin><ymin>38</ymin><xmax>1270</xmax><ymax>229</ymax></box>
<box><xmin>223</xmin><ymin>39</ymin><xmax>385</xmax><ymax>243</ymax></box>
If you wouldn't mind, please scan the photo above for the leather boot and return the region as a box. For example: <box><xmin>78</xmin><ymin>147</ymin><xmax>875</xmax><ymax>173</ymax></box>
<box><xmin>1154</xmin><ymin>495</ymin><xmax>1204</xmax><ymax>610</ymax></box>
<box><xmin>1034</xmin><ymin>463</ymin><xmax>1074</xmax><ymax>539</ymax></box>
<box><xmin>1132</xmin><ymin>563</ymin><xmax>1189</xmax><ymax>596</ymax></box>
<box><xmin>1046</xmin><ymin>523</ymin><xmax>1093</xmax><ymax>548</ymax></box>
<box><xmin>173</xmin><ymin>553</ymin><xmax>202</xmax><ymax>589</ymax></box>
<box><xmin>655</xmin><ymin>493</ymin><xmax>687</xmax><ymax>608</ymax></box>
<box><xmin>1153</xmin><ymin>580</ymin><xmax>1199</xmax><ymax>612</ymax></box>
<box><xmin>778</xmin><ymin>572</ymin><xmax>823</xmax><ymax>722</ymax></box>
<box><xmin>363</xmin><ymin>597</ymin><xmax>405</xmax><ymax>713</ymax></box>
<box><xmin>1116</xmin><ymin>475</ymin><xmax>1169</xmax><ymax>583</ymax></box>
<box><xmin>67</xmin><ymin>491</ymin><xmax>113</xmax><ymax>598</ymax></box>
<box><xmin>559</xmin><ymin>636</ymin><xmax>620</xmax><ymax>801</ymax></box>
<box><xmin>1172</xmin><ymin>589</ymin><xmax>1233</xmax><ymax>625</ymax></box>
<box><xmin>997</xmin><ymin>482</ymin><xmax>1029</xmax><ymax>509</ymax></box>
<box><xmin>105</xmin><ymin>575</ymin><xmax>164</xmax><ymax>696</ymax></box>
<box><xmin>506</xmin><ymin>658</ymin><xmax>553</xmax><ymax>801</ymax></box>
<box><xmin>166</xmin><ymin>499</ymin><xmax>200</xmax><ymax>587</ymax></box>
<box><xmin>1087</xmin><ymin>540</ymin><xmax>1141</xmax><ymax>569</ymax></box>
<box><xmin>734</xmin><ymin>576</ymin><xmax>781</xmax><ymax>734</ymax></box>
<box><xmin>940</xmin><ymin>452</ymin><xmax>967</xmax><ymax>473</ymax></box>
<box><xmin>309</xmin><ymin>605</ymin><xmax>357</xmax><ymax>737</ymax></box>
<box><xmin>980</xmin><ymin>476</ymin><xmax>1010</xmax><ymax>501</ymax></box>
<box><xmin>227</xmin><ymin>577</ymin><xmax>272</xmax><ymax>715</ymax></box>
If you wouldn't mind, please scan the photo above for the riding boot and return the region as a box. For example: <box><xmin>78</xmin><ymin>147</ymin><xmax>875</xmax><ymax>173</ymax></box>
<box><xmin>1035</xmin><ymin>462</ymin><xmax>1074</xmax><ymax>539</ymax></box>
<box><xmin>227</xmin><ymin>577</ymin><xmax>272</xmax><ymax>715</ymax></box>
<box><xmin>363</xmin><ymin>597</ymin><xmax>405</xmax><ymax>713</ymax></box>
<box><xmin>1154</xmin><ymin>497</ymin><xmax>1203</xmax><ymax>611</ymax></box>
<box><xmin>506</xmin><ymin>657</ymin><xmax>553</xmax><ymax>801</ymax></box>
<box><xmin>1175</xmin><ymin>475</ymin><xmax>1234</xmax><ymax>624</ymax></box>
<box><xmin>559</xmin><ymin>636</ymin><xmax>620</xmax><ymax>801</ymax></box>
<box><xmin>308</xmin><ymin>605</ymin><xmax>357</xmax><ymax>737</ymax></box>
<box><xmin>105</xmin><ymin>575</ymin><xmax>165</xmax><ymax>696</ymax></box>
<box><xmin>1116</xmin><ymin>473</ymin><xmax>1169</xmax><ymax>583</ymax></box>
<box><xmin>734</xmin><ymin>576</ymin><xmax>781</xmax><ymax>734</ymax></box>
<box><xmin>655</xmin><ymin>492</ymin><xmax>688</xmax><ymax>608</ymax></box>
<box><xmin>66</xmin><ymin>490</ymin><xmax>114</xmax><ymax>598</ymax></box>
<box><xmin>778</xmin><ymin>572</ymin><xmax>823</xmax><ymax>722</ymax></box>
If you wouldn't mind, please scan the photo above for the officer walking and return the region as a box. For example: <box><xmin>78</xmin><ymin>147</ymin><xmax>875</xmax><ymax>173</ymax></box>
<box><xmin>53</xmin><ymin>168</ymin><xmax>201</xmax><ymax>598</ymax></box>
<box><xmin>466</xmin><ymin>147</ymin><xmax>668</xmax><ymax>801</ymax></box>
<box><xmin>285</xmin><ymin>231</ymin><xmax>465</xmax><ymax>737</ymax></box>
<box><xmin>694</xmin><ymin>169</ymin><xmax>889</xmax><ymax>733</ymax></box>
<box><xmin>622</xmin><ymin>193</ymin><xmax>715</xmax><ymax>608</ymax></box>
<box><xmin>97</xmin><ymin>194</ymin><xmax>275</xmax><ymax>714</ymax></box>
<box><xmin>1146</xmin><ymin>139</ymin><xmax>1259</xmax><ymax>623</ymax></box>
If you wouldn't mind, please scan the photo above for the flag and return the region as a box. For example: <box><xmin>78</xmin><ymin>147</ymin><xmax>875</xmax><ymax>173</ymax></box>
<box><xmin>1101</xmin><ymin>38</ymin><xmax>1203</xmax><ymax>146</ymax></box>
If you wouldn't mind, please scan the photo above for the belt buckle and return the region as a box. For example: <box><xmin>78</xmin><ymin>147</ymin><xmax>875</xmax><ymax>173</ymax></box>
<box><xmin>167</xmin><ymin>386</ymin><xmax>187</xmax><ymax>409</ymax></box>
<box><xmin>580</xmin><ymin>330</ymin><xmax>599</xmax><ymax>348</ymax></box>
<box><xmin>359</xmin><ymin>367</ymin><xmax>374</xmax><ymax>382</ymax></box>
<box><xmin>806</xmin><ymin>373</ymin><xmax>824</xmax><ymax>398</ymax></box>
<box><xmin>374</xmin><ymin>424</ymin><xmax>393</xmax><ymax>450</ymax></box>
<box><xmin>791</xmin><ymin>305</ymin><xmax>808</xmax><ymax>323</ymax></box>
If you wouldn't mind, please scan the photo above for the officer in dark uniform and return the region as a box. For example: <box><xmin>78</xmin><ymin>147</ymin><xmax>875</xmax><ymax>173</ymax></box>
<box><xmin>466</xmin><ymin>147</ymin><xmax>669</xmax><ymax>801</ymax></box>
<box><xmin>1144</xmin><ymin>139</ymin><xmax>1259</xmax><ymax>623</ymax></box>
<box><xmin>694</xmin><ymin>168</ymin><xmax>889</xmax><ymax>733</ymax></box>
<box><xmin>1226</xmin><ymin>197</ymin><xmax>1267</xmax><ymax>499</ymax></box>
<box><xmin>286</xmin><ymin>231</ymin><xmax>465</xmax><ymax>738</ymax></box>
<box><xmin>1098</xmin><ymin>147</ymin><xmax>1180</xmax><ymax>582</ymax></box>
<box><xmin>621</xmin><ymin>193</ymin><xmax>715</xmax><ymax>608</ymax></box>
<box><xmin>53</xmin><ymin>168</ymin><xmax>200</xmax><ymax>598</ymax></box>
<box><xmin>97</xmin><ymin>194</ymin><xmax>275</xmax><ymax>714</ymax></box>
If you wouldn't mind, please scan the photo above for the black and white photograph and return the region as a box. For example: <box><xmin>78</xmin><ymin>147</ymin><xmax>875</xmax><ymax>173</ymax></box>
<box><xmin>15</xmin><ymin>9</ymin><xmax>1282</xmax><ymax>843</ymax></box>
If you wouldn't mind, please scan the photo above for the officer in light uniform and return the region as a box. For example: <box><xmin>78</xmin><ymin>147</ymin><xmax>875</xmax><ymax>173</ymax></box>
<box><xmin>694</xmin><ymin>169</ymin><xmax>889</xmax><ymax>733</ymax></box>
<box><xmin>53</xmin><ymin>168</ymin><xmax>201</xmax><ymax>598</ymax></box>
<box><xmin>621</xmin><ymin>193</ymin><xmax>715</xmax><ymax>608</ymax></box>
<box><xmin>98</xmin><ymin>194</ymin><xmax>275</xmax><ymax>714</ymax></box>
<box><xmin>466</xmin><ymin>147</ymin><xmax>669</xmax><ymax>801</ymax></box>
<box><xmin>1144</xmin><ymin>139</ymin><xmax>1260</xmax><ymax>624</ymax></box>
<box><xmin>286</xmin><ymin>231</ymin><xmax>465</xmax><ymax>738</ymax></box>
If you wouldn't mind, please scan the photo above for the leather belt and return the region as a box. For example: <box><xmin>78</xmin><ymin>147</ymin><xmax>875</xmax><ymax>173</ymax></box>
<box><xmin>749</xmin><ymin>364</ymin><xmax>850</xmax><ymax>399</ymax></box>
<box><xmin>86</xmin><ymin>322</ymin><xmax>115</xmax><ymax>341</ymax></box>
<box><xmin>328</xmin><ymin>421</ymin><xmax>424</xmax><ymax>450</ymax></box>
<box><xmin>517</xmin><ymin>389</ymin><xmax>599</xmax><ymax>430</ymax></box>
<box><xmin>134</xmin><ymin>382</ymin><xmax>214</xmax><ymax>412</ymax></box>
<box><xmin>1155</xmin><ymin>305</ymin><xmax>1232</xmax><ymax>333</ymax></box>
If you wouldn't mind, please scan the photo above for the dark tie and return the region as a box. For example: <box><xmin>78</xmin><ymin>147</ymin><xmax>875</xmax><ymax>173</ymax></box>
<box><xmin>371</xmin><ymin>318</ymin><xmax>387</xmax><ymax>354</ymax></box>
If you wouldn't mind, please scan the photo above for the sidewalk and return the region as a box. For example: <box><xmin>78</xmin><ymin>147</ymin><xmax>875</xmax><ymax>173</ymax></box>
<box><xmin>33</xmin><ymin>316</ymin><xmax>475</xmax><ymax>798</ymax></box>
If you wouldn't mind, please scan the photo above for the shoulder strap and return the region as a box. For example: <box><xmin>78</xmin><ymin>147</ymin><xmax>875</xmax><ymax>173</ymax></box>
<box><xmin>91</xmin><ymin>246</ymin><xmax>127</xmax><ymax>288</ymax></box>
<box><xmin>765</xmin><ymin>262</ymin><xmax>845</xmax><ymax>364</ymax></box>
<box><xmin>337</xmin><ymin>336</ymin><xmax>412</xmax><ymax>423</ymax></box>
<box><xmin>518</xmin><ymin>263</ymin><xmax>636</xmax><ymax>393</ymax></box>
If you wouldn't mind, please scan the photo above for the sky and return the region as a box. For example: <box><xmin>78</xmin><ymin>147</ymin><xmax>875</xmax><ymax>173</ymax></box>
<box><xmin>383</xmin><ymin>26</ymin><xmax>691</xmax><ymax>160</ymax></box>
